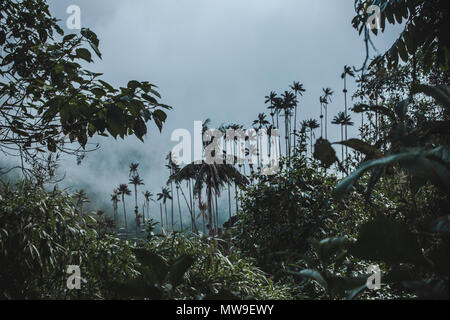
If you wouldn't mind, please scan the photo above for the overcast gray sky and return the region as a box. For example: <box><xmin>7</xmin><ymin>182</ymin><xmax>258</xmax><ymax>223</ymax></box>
<box><xmin>11</xmin><ymin>1</ymin><xmax>404</xmax><ymax>221</ymax></box>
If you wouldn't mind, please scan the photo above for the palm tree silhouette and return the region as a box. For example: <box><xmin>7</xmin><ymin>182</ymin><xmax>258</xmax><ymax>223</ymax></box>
<box><xmin>290</xmin><ymin>81</ymin><xmax>305</xmax><ymax>153</ymax></box>
<box><xmin>110</xmin><ymin>189</ymin><xmax>120</xmax><ymax>225</ymax></box>
<box><xmin>332</xmin><ymin>112</ymin><xmax>354</xmax><ymax>162</ymax></box>
<box><xmin>322</xmin><ymin>88</ymin><xmax>334</xmax><ymax>140</ymax></box>
<box><xmin>170</xmin><ymin>161</ymin><xmax>248</xmax><ymax>237</ymax></box>
<box><xmin>252</xmin><ymin>113</ymin><xmax>270</xmax><ymax>172</ymax></box>
<box><xmin>265</xmin><ymin>91</ymin><xmax>278</xmax><ymax>126</ymax></box>
<box><xmin>166</xmin><ymin>152</ymin><xmax>177</xmax><ymax>231</ymax></box>
<box><xmin>198</xmin><ymin>201</ymin><xmax>208</xmax><ymax>234</ymax></box>
<box><xmin>129</xmin><ymin>162</ymin><xmax>139</xmax><ymax>177</ymax></box>
<box><xmin>157</xmin><ymin>187</ymin><xmax>172</xmax><ymax>233</ymax></box>
<box><xmin>305</xmin><ymin>119</ymin><xmax>320</xmax><ymax>155</ymax></box>
<box><xmin>143</xmin><ymin>190</ymin><xmax>154</xmax><ymax>223</ymax></box>
<box><xmin>118</xmin><ymin>184</ymin><xmax>131</xmax><ymax>239</ymax></box>
<box><xmin>73</xmin><ymin>189</ymin><xmax>89</xmax><ymax>216</ymax></box>
<box><xmin>341</xmin><ymin>66</ymin><xmax>355</xmax><ymax>158</ymax></box>
<box><xmin>281</xmin><ymin>91</ymin><xmax>296</xmax><ymax>161</ymax></box>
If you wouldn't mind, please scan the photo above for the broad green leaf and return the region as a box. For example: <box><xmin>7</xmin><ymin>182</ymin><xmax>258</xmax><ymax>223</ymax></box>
<box><xmin>167</xmin><ymin>255</ymin><xmax>195</xmax><ymax>287</ymax></box>
<box><xmin>313</xmin><ymin>237</ymin><xmax>347</xmax><ymax>265</ymax></box>
<box><xmin>75</xmin><ymin>48</ymin><xmax>92</xmax><ymax>62</ymax></box>
<box><xmin>352</xmin><ymin>103</ymin><xmax>396</xmax><ymax>121</ymax></box>
<box><xmin>297</xmin><ymin>269</ymin><xmax>328</xmax><ymax>290</ymax></box>
<box><xmin>313</xmin><ymin>138</ymin><xmax>337</xmax><ymax>169</ymax></box>
<box><xmin>333</xmin><ymin>139</ymin><xmax>383</xmax><ymax>160</ymax></box>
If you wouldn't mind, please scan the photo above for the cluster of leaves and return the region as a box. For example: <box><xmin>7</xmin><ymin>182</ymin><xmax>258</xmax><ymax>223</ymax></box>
<box><xmin>231</xmin><ymin>142</ymin><xmax>367</xmax><ymax>285</ymax></box>
<box><xmin>352</xmin><ymin>0</ymin><xmax>449</xmax><ymax>71</ymax></box>
<box><xmin>0</xmin><ymin>0</ymin><xmax>170</xmax><ymax>182</ymax></box>
<box><xmin>0</xmin><ymin>180</ymin><xmax>289</xmax><ymax>300</ymax></box>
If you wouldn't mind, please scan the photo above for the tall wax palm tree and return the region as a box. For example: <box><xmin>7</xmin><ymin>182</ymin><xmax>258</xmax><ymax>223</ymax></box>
<box><xmin>129</xmin><ymin>163</ymin><xmax>139</xmax><ymax>177</ymax></box>
<box><xmin>143</xmin><ymin>191</ymin><xmax>154</xmax><ymax>223</ymax></box>
<box><xmin>118</xmin><ymin>184</ymin><xmax>131</xmax><ymax>239</ymax></box>
<box><xmin>228</xmin><ymin>123</ymin><xmax>245</xmax><ymax>215</ymax></box>
<box><xmin>198</xmin><ymin>202</ymin><xmax>207</xmax><ymax>235</ymax></box>
<box><xmin>290</xmin><ymin>82</ymin><xmax>305</xmax><ymax>153</ymax></box>
<box><xmin>341</xmin><ymin>66</ymin><xmax>355</xmax><ymax>157</ymax></box>
<box><xmin>166</xmin><ymin>153</ymin><xmax>177</xmax><ymax>231</ymax></box>
<box><xmin>281</xmin><ymin>91</ymin><xmax>296</xmax><ymax>161</ymax></box>
<box><xmin>223</xmin><ymin>126</ymin><xmax>235</xmax><ymax>220</ymax></box>
<box><xmin>306</xmin><ymin>119</ymin><xmax>320</xmax><ymax>155</ymax></box>
<box><xmin>175</xmin><ymin>185</ymin><xmax>183</xmax><ymax>231</ymax></box>
<box><xmin>157</xmin><ymin>187</ymin><xmax>172</xmax><ymax>233</ymax></box>
<box><xmin>74</xmin><ymin>189</ymin><xmax>89</xmax><ymax>216</ymax></box>
<box><xmin>110</xmin><ymin>189</ymin><xmax>120</xmax><ymax>225</ymax></box>
<box><xmin>322</xmin><ymin>88</ymin><xmax>334</xmax><ymax>140</ymax></box>
<box><xmin>341</xmin><ymin>113</ymin><xmax>354</xmax><ymax>169</ymax></box>
<box><xmin>129</xmin><ymin>174</ymin><xmax>144</xmax><ymax>238</ymax></box>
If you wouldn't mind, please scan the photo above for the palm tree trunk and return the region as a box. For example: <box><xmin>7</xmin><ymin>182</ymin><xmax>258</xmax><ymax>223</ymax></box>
<box><xmin>164</xmin><ymin>202</ymin><xmax>168</xmax><ymax>230</ymax></box>
<box><xmin>160</xmin><ymin>203</ymin><xmax>164</xmax><ymax>232</ymax></box>
<box><xmin>207</xmin><ymin>185</ymin><xmax>213</xmax><ymax>236</ymax></box>
<box><xmin>320</xmin><ymin>103</ymin><xmax>323</xmax><ymax>138</ymax></box>
<box><xmin>325</xmin><ymin>105</ymin><xmax>328</xmax><ymax>139</ymax></box>
<box><xmin>235</xmin><ymin>182</ymin><xmax>239</xmax><ymax>215</ymax></box>
<box><xmin>134</xmin><ymin>184</ymin><xmax>138</xmax><ymax>238</ymax></box>
<box><xmin>176</xmin><ymin>186</ymin><xmax>183</xmax><ymax>231</ymax></box>
<box><xmin>188</xmin><ymin>180</ymin><xmax>197</xmax><ymax>232</ymax></box>
<box><xmin>227</xmin><ymin>183</ymin><xmax>232</xmax><ymax>221</ymax></box>
<box><xmin>344</xmin><ymin>76</ymin><xmax>348</xmax><ymax>159</ymax></box>
<box><xmin>122</xmin><ymin>194</ymin><xmax>128</xmax><ymax>239</ymax></box>
<box><xmin>170</xmin><ymin>181</ymin><xmax>174</xmax><ymax>232</ymax></box>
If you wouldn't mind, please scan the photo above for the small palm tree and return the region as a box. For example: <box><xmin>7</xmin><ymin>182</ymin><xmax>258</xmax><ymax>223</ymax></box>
<box><xmin>322</xmin><ymin>88</ymin><xmax>334</xmax><ymax>139</ymax></box>
<box><xmin>290</xmin><ymin>81</ymin><xmax>305</xmax><ymax>153</ymax></box>
<box><xmin>332</xmin><ymin>112</ymin><xmax>354</xmax><ymax>162</ymax></box>
<box><xmin>281</xmin><ymin>91</ymin><xmax>296</xmax><ymax>160</ymax></box>
<box><xmin>265</xmin><ymin>91</ymin><xmax>278</xmax><ymax>126</ymax></box>
<box><xmin>73</xmin><ymin>189</ymin><xmax>89</xmax><ymax>216</ymax></box>
<box><xmin>252</xmin><ymin>113</ymin><xmax>270</xmax><ymax>172</ymax></box>
<box><xmin>129</xmin><ymin>162</ymin><xmax>139</xmax><ymax>177</ymax></box>
<box><xmin>143</xmin><ymin>190</ymin><xmax>154</xmax><ymax>223</ymax></box>
<box><xmin>157</xmin><ymin>187</ymin><xmax>172</xmax><ymax>233</ymax></box>
<box><xmin>341</xmin><ymin>66</ymin><xmax>355</xmax><ymax>157</ymax></box>
<box><xmin>118</xmin><ymin>184</ymin><xmax>131</xmax><ymax>239</ymax></box>
<box><xmin>170</xmin><ymin>161</ymin><xmax>248</xmax><ymax>237</ymax></box>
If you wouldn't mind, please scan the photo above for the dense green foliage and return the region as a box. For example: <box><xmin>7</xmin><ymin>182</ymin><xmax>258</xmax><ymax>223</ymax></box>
<box><xmin>0</xmin><ymin>0</ymin><xmax>170</xmax><ymax>183</ymax></box>
<box><xmin>0</xmin><ymin>181</ymin><xmax>290</xmax><ymax>299</ymax></box>
<box><xmin>1</xmin><ymin>0</ymin><xmax>449</xmax><ymax>300</ymax></box>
